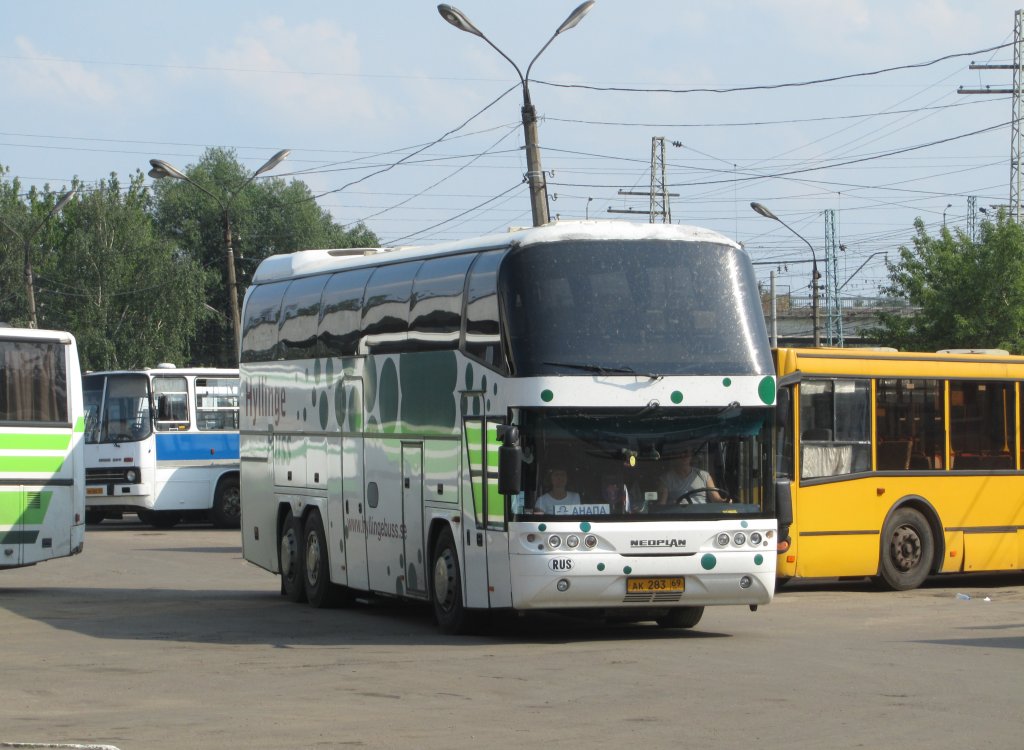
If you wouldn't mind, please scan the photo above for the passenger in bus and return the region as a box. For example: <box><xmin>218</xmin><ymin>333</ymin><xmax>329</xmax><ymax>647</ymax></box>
<box><xmin>533</xmin><ymin>467</ymin><xmax>582</xmax><ymax>514</ymax></box>
<box><xmin>657</xmin><ymin>448</ymin><xmax>724</xmax><ymax>504</ymax></box>
<box><xmin>600</xmin><ymin>474</ymin><xmax>630</xmax><ymax>513</ymax></box>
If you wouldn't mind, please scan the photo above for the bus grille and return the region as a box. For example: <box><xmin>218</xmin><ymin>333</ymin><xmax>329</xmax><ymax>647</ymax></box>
<box><xmin>623</xmin><ymin>591</ymin><xmax>684</xmax><ymax>604</ymax></box>
<box><xmin>86</xmin><ymin>467</ymin><xmax>129</xmax><ymax>482</ymax></box>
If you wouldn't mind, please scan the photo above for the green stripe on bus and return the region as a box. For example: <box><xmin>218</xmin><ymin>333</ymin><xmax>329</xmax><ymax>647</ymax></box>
<box><xmin>0</xmin><ymin>433</ymin><xmax>72</xmax><ymax>450</ymax></box>
<box><xmin>0</xmin><ymin>530</ymin><xmax>40</xmax><ymax>545</ymax></box>
<box><xmin>74</xmin><ymin>416</ymin><xmax>85</xmax><ymax>433</ymax></box>
<box><xmin>0</xmin><ymin>491</ymin><xmax>53</xmax><ymax>525</ymax></box>
<box><xmin>0</xmin><ymin>456</ymin><xmax>66</xmax><ymax>473</ymax></box>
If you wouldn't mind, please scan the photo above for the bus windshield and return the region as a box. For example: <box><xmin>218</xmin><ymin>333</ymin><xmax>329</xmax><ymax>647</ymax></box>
<box><xmin>501</xmin><ymin>239</ymin><xmax>771</xmax><ymax>376</ymax></box>
<box><xmin>514</xmin><ymin>406</ymin><xmax>773</xmax><ymax>521</ymax></box>
<box><xmin>83</xmin><ymin>373</ymin><xmax>152</xmax><ymax>444</ymax></box>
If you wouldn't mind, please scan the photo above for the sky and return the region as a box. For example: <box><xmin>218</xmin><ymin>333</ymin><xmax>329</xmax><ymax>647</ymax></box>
<box><xmin>3</xmin><ymin>0</ymin><xmax>1024</xmax><ymax>303</ymax></box>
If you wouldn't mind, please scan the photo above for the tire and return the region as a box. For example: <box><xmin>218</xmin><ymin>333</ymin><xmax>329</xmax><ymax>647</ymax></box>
<box><xmin>302</xmin><ymin>510</ymin><xmax>352</xmax><ymax>608</ymax></box>
<box><xmin>137</xmin><ymin>509</ymin><xmax>180</xmax><ymax>529</ymax></box>
<box><xmin>279</xmin><ymin>508</ymin><xmax>306</xmax><ymax>603</ymax></box>
<box><xmin>210</xmin><ymin>477</ymin><xmax>241</xmax><ymax>529</ymax></box>
<box><xmin>656</xmin><ymin>606</ymin><xmax>705</xmax><ymax>629</ymax></box>
<box><xmin>431</xmin><ymin>526</ymin><xmax>476</xmax><ymax>635</ymax></box>
<box><xmin>85</xmin><ymin>510</ymin><xmax>105</xmax><ymax>526</ymax></box>
<box><xmin>878</xmin><ymin>507</ymin><xmax>934</xmax><ymax>591</ymax></box>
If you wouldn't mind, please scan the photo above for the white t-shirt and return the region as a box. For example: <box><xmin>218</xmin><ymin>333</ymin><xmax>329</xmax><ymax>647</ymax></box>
<box><xmin>534</xmin><ymin>491</ymin><xmax>582</xmax><ymax>514</ymax></box>
<box><xmin>660</xmin><ymin>468</ymin><xmax>713</xmax><ymax>504</ymax></box>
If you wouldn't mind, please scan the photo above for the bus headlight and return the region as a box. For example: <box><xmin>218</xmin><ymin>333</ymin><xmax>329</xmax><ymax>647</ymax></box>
<box><xmin>125</xmin><ymin>468</ymin><xmax>139</xmax><ymax>483</ymax></box>
<box><xmin>548</xmin><ymin>535</ymin><xmax>562</xmax><ymax>549</ymax></box>
<box><xmin>584</xmin><ymin>535</ymin><xmax>598</xmax><ymax>549</ymax></box>
<box><xmin>716</xmin><ymin>532</ymin><xmax>731</xmax><ymax>547</ymax></box>
<box><xmin>733</xmin><ymin>532</ymin><xmax>747</xmax><ymax>546</ymax></box>
<box><xmin>749</xmin><ymin>532</ymin><xmax>763</xmax><ymax>546</ymax></box>
<box><xmin>566</xmin><ymin>535</ymin><xmax>580</xmax><ymax>548</ymax></box>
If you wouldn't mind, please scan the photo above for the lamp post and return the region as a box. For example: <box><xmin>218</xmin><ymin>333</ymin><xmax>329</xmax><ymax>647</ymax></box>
<box><xmin>148</xmin><ymin>149</ymin><xmax>290</xmax><ymax>357</ymax></box>
<box><xmin>942</xmin><ymin>202</ymin><xmax>952</xmax><ymax>228</ymax></box>
<box><xmin>0</xmin><ymin>188</ymin><xmax>77</xmax><ymax>329</ymax></box>
<box><xmin>438</xmin><ymin>1</ymin><xmax>595</xmax><ymax>227</ymax></box>
<box><xmin>751</xmin><ymin>201</ymin><xmax>821</xmax><ymax>348</ymax></box>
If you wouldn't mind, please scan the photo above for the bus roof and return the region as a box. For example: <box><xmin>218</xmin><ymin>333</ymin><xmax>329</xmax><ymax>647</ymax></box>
<box><xmin>775</xmin><ymin>346</ymin><xmax>1024</xmax><ymax>380</ymax></box>
<box><xmin>0</xmin><ymin>326</ymin><xmax>76</xmax><ymax>345</ymax></box>
<box><xmin>251</xmin><ymin>220</ymin><xmax>742</xmax><ymax>285</ymax></box>
<box><xmin>83</xmin><ymin>367</ymin><xmax>238</xmax><ymax>377</ymax></box>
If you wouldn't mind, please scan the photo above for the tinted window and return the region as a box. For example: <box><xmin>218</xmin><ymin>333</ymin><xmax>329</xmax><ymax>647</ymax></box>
<box><xmin>464</xmin><ymin>250</ymin><xmax>507</xmax><ymax>372</ymax></box>
<box><xmin>409</xmin><ymin>254</ymin><xmax>473</xmax><ymax>352</ymax></box>
<box><xmin>153</xmin><ymin>376</ymin><xmax>189</xmax><ymax>431</ymax></box>
<box><xmin>241</xmin><ymin>282</ymin><xmax>286</xmax><ymax>363</ymax></box>
<box><xmin>798</xmin><ymin>378</ymin><xmax>870</xmax><ymax>478</ymax></box>
<box><xmin>278</xmin><ymin>275</ymin><xmax>328</xmax><ymax>361</ymax></box>
<box><xmin>876</xmin><ymin>378</ymin><xmax>945</xmax><ymax>470</ymax></box>
<box><xmin>950</xmin><ymin>380</ymin><xmax>1016</xmax><ymax>470</ymax></box>
<box><xmin>319</xmin><ymin>269</ymin><xmax>373</xmax><ymax>357</ymax></box>
<box><xmin>360</xmin><ymin>262</ymin><xmax>420</xmax><ymax>354</ymax></box>
<box><xmin>0</xmin><ymin>340</ymin><xmax>68</xmax><ymax>424</ymax></box>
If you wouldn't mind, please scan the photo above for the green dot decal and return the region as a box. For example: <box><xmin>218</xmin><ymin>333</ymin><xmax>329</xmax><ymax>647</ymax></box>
<box><xmin>465</xmin><ymin>362</ymin><xmax>474</xmax><ymax>390</ymax></box>
<box><xmin>623</xmin><ymin>565</ymin><xmax>633</xmax><ymax>574</ymax></box>
<box><xmin>741</xmin><ymin>520</ymin><xmax>748</xmax><ymax>528</ymax></box>
<box><xmin>538</xmin><ymin>523</ymin><xmax>547</xmax><ymax>532</ymax></box>
<box><xmin>318</xmin><ymin>392</ymin><xmax>329</xmax><ymax>430</ymax></box>
<box><xmin>758</xmin><ymin>376</ymin><xmax>777</xmax><ymax>405</ymax></box>
<box><xmin>579</xmin><ymin>521</ymin><xmax>591</xmax><ymax>532</ymax></box>
<box><xmin>541</xmin><ymin>389</ymin><xmax>554</xmax><ymax>403</ymax></box>
<box><xmin>723</xmin><ymin>377</ymin><xmax>732</xmax><ymax>387</ymax></box>
<box><xmin>701</xmin><ymin>553</ymin><xmax>717</xmax><ymax>570</ymax></box>
<box><xmin>314</xmin><ymin>358</ymin><xmax>321</xmax><ymax>385</ymax></box>
<box><xmin>671</xmin><ymin>391</ymin><xmax>683</xmax><ymax>404</ymax></box>
<box><xmin>597</xmin><ymin>562</ymin><xmax>605</xmax><ymax>571</ymax></box>
<box><xmin>754</xmin><ymin>554</ymin><xmax>764</xmax><ymax>566</ymax></box>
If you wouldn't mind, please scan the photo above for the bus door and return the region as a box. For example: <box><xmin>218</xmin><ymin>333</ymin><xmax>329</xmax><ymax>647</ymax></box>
<box><xmin>401</xmin><ymin>443</ymin><xmax>427</xmax><ymax>598</ymax></box>
<box><xmin>1</xmin><ymin>486</ymin><xmax>27</xmax><ymax>566</ymax></box>
<box><xmin>338</xmin><ymin>379</ymin><xmax>369</xmax><ymax>590</ymax></box>
<box><xmin>461</xmin><ymin>409</ymin><xmax>512</xmax><ymax>608</ymax></box>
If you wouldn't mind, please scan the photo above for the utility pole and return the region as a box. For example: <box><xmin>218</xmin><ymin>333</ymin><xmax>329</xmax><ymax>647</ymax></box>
<box><xmin>968</xmin><ymin>195</ymin><xmax>978</xmax><ymax>241</ymax></box>
<box><xmin>608</xmin><ymin>136</ymin><xmax>679</xmax><ymax>222</ymax></box>
<box><xmin>957</xmin><ymin>9</ymin><xmax>1024</xmax><ymax>222</ymax></box>
<box><xmin>824</xmin><ymin>209</ymin><xmax>844</xmax><ymax>347</ymax></box>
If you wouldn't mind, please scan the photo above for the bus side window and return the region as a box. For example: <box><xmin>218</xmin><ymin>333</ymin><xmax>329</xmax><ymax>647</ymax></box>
<box><xmin>153</xmin><ymin>377</ymin><xmax>189</xmax><ymax>431</ymax></box>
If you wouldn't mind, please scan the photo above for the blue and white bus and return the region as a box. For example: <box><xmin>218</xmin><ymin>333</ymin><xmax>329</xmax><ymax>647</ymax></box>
<box><xmin>83</xmin><ymin>366</ymin><xmax>240</xmax><ymax>528</ymax></box>
<box><xmin>1</xmin><ymin>326</ymin><xmax>86</xmax><ymax>569</ymax></box>
<box><xmin>239</xmin><ymin>221</ymin><xmax>780</xmax><ymax>633</ymax></box>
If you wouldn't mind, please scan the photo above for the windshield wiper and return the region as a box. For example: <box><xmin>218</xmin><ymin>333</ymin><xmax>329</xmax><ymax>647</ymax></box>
<box><xmin>542</xmin><ymin>361</ymin><xmax>662</xmax><ymax>381</ymax></box>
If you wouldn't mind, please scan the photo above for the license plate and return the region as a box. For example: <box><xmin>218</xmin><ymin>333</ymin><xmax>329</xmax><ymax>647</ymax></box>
<box><xmin>626</xmin><ymin>577</ymin><xmax>685</xmax><ymax>593</ymax></box>
<box><xmin>86</xmin><ymin>487</ymin><xmax>104</xmax><ymax>496</ymax></box>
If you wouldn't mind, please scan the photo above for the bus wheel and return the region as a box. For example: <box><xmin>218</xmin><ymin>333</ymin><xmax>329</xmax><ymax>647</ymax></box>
<box><xmin>303</xmin><ymin>510</ymin><xmax>351</xmax><ymax>608</ymax></box>
<box><xmin>431</xmin><ymin>527</ymin><xmax>474</xmax><ymax>635</ymax></box>
<box><xmin>279</xmin><ymin>509</ymin><xmax>306</xmax><ymax>603</ymax></box>
<box><xmin>656</xmin><ymin>606</ymin><xmax>704</xmax><ymax>629</ymax></box>
<box><xmin>137</xmin><ymin>509</ymin><xmax>179</xmax><ymax>529</ymax></box>
<box><xmin>210</xmin><ymin>477</ymin><xmax>241</xmax><ymax>529</ymax></box>
<box><xmin>879</xmin><ymin>508</ymin><xmax>934</xmax><ymax>591</ymax></box>
<box><xmin>85</xmin><ymin>510</ymin><xmax>105</xmax><ymax>526</ymax></box>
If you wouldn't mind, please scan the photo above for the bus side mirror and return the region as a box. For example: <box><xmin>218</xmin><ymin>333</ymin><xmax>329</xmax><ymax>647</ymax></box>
<box><xmin>775</xmin><ymin>479</ymin><xmax>793</xmax><ymax>550</ymax></box>
<box><xmin>497</xmin><ymin>424</ymin><xmax>522</xmax><ymax>495</ymax></box>
<box><xmin>775</xmin><ymin>386</ymin><xmax>790</xmax><ymax>429</ymax></box>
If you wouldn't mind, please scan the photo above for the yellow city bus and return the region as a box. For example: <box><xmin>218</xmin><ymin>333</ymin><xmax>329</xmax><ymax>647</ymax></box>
<box><xmin>774</xmin><ymin>346</ymin><xmax>1024</xmax><ymax>589</ymax></box>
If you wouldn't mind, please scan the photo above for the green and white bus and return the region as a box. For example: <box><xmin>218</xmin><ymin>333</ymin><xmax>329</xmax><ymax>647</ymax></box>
<box><xmin>239</xmin><ymin>221</ymin><xmax>779</xmax><ymax>633</ymax></box>
<box><xmin>0</xmin><ymin>326</ymin><xmax>85</xmax><ymax>569</ymax></box>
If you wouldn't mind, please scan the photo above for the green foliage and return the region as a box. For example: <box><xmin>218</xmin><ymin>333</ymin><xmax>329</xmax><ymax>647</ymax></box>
<box><xmin>868</xmin><ymin>213</ymin><xmax>1024</xmax><ymax>354</ymax></box>
<box><xmin>34</xmin><ymin>172</ymin><xmax>206</xmax><ymax>370</ymax></box>
<box><xmin>151</xmin><ymin>148</ymin><xmax>378</xmax><ymax>366</ymax></box>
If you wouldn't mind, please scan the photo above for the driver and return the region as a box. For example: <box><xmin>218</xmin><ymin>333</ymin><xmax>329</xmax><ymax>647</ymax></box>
<box><xmin>657</xmin><ymin>448</ymin><xmax>724</xmax><ymax>505</ymax></box>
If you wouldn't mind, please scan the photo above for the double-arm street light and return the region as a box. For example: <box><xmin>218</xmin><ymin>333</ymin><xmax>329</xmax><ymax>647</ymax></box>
<box><xmin>438</xmin><ymin>1</ymin><xmax>595</xmax><ymax>227</ymax></box>
<box><xmin>0</xmin><ymin>188</ymin><xmax>77</xmax><ymax>329</ymax></box>
<box><xmin>148</xmin><ymin>149</ymin><xmax>290</xmax><ymax>357</ymax></box>
<box><xmin>751</xmin><ymin>201</ymin><xmax>821</xmax><ymax>348</ymax></box>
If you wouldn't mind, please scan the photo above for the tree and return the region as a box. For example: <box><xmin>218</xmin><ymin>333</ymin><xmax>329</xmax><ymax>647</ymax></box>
<box><xmin>868</xmin><ymin>213</ymin><xmax>1024</xmax><ymax>354</ymax></box>
<box><xmin>151</xmin><ymin>148</ymin><xmax>378</xmax><ymax>366</ymax></box>
<box><xmin>34</xmin><ymin>172</ymin><xmax>206</xmax><ymax>370</ymax></box>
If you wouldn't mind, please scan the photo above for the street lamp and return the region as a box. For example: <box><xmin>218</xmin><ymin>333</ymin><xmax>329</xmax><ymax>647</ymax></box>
<box><xmin>751</xmin><ymin>201</ymin><xmax>821</xmax><ymax>348</ymax></box>
<box><xmin>148</xmin><ymin>149</ymin><xmax>290</xmax><ymax>357</ymax></box>
<box><xmin>0</xmin><ymin>188</ymin><xmax>77</xmax><ymax>329</ymax></box>
<box><xmin>438</xmin><ymin>1</ymin><xmax>595</xmax><ymax>227</ymax></box>
<box><xmin>942</xmin><ymin>202</ymin><xmax>952</xmax><ymax>227</ymax></box>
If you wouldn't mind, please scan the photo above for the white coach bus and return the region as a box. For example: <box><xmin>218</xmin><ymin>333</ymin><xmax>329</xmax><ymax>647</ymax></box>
<box><xmin>239</xmin><ymin>221</ymin><xmax>779</xmax><ymax>633</ymax></box>
<box><xmin>0</xmin><ymin>326</ymin><xmax>86</xmax><ymax>569</ymax></box>
<box><xmin>83</xmin><ymin>367</ymin><xmax>240</xmax><ymax>528</ymax></box>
